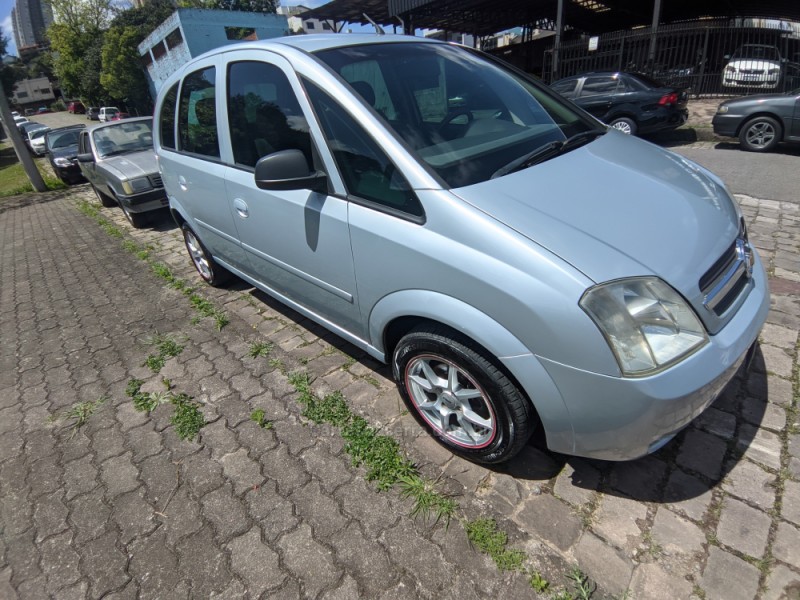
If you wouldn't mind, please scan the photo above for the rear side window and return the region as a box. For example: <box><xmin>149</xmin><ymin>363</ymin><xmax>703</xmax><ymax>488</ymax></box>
<box><xmin>226</xmin><ymin>61</ymin><xmax>312</xmax><ymax>168</ymax></box>
<box><xmin>550</xmin><ymin>78</ymin><xmax>578</xmax><ymax>97</ymax></box>
<box><xmin>580</xmin><ymin>76</ymin><xmax>620</xmax><ymax>97</ymax></box>
<box><xmin>178</xmin><ymin>67</ymin><xmax>220</xmax><ymax>159</ymax></box>
<box><xmin>304</xmin><ymin>80</ymin><xmax>423</xmax><ymax>220</ymax></box>
<box><xmin>159</xmin><ymin>83</ymin><xmax>178</xmax><ymax>150</ymax></box>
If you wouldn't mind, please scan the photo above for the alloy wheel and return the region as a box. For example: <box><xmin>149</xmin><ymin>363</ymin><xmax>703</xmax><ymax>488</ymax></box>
<box><xmin>184</xmin><ymin>229</ymin><xmax>212</xmax><ymax>280</ymax></box>
<box><xmin>745</xmin><ymin>122</ymin><xmax>776</xmax><ymax>149</ymax></box>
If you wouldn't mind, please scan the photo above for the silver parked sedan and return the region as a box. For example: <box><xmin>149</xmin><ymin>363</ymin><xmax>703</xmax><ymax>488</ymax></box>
<box><xmin>77</xmin><ymin>117</ymin><xmax>167</xmax><ymax>228</ymax></box>
<box><xmin>155</xmin><ymin>35</ymin><xmax>769</xmax><ymax>464</ymax></box>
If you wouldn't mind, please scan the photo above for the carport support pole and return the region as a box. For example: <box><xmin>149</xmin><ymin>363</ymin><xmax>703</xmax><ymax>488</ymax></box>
<box><xmin>647</xmin><ymin>0</ymin><xmax>663</xmax><ymax>72</ymax></box>
<box><xmin>553</xmin><ymin>0</ymin><xmax>564</xmax><ymax>81</ymax></box>
<box><xmin>0</xmin><ymin>85</ymin><xmax>47</xmax><ymax>192</ymax></box>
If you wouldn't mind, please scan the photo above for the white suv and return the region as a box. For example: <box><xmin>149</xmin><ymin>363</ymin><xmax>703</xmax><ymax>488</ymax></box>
<box><xmin>98</xmin><ymin>107</ymin><xmax>120</xmax><ymax>122</ymax></box>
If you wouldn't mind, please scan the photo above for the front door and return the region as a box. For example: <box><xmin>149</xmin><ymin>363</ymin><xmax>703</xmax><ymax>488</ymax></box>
<box><xmin>220</xmin><ymin>53</ymin><xmax>362</xmax><ymax>335</ymax></box>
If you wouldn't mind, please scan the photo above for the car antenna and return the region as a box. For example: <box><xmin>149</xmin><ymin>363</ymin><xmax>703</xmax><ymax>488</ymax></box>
<box><xmin>363</xmin><ymin>13</ymin><xmax>385</xmax><ymax>35</ymax></box>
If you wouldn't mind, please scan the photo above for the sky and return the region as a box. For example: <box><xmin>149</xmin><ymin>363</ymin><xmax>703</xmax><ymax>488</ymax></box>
<box><xmin>0</xmin><ymin>0</ymin><xmax>335</xmax><ymax>58</ymax></box>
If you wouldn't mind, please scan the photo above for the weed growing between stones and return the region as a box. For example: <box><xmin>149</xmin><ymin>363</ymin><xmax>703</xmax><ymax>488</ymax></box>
<box><xmin>126</xmin><ymin>379</ymin><xmax>206</xmax><ymax>441</ymax></box>
<box><xmin>529</xmin><ymin>570</ymin><xmax>550</xmax><ymax>593</ymax></box>
<box><xmin>248</xmin><ymin>341</ymin><xmax>274</xmax><ymax>359</ymax></box>
<box><xmin>250</xmin><ymin>409</ymin><xmax>273</xmax><ymax>429</ymax></box>
<box><xmin>143</xmin><ymin>333</ymin><xmax>185</xmax><ymax>372</ymax></box>
<box><xmin>54</xmin><ymin>397</ymin><xmax>108</xmax><ymax>438</ymax></box>
<box><xmin>464</xmin><ymin>518</ymin><xmax>525</xmax><ymax>572</ymax></box>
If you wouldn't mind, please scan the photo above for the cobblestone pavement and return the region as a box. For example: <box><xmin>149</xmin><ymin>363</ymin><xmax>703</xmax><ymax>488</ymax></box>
<box><xmin>1</xmin><ymin>185</ymin><xmax>799</xmax><ymax>600</ymax></box>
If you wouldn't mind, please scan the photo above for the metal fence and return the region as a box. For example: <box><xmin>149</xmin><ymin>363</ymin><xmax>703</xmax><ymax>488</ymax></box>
<box><xmin>541</xmin><ymin>18</ymin><xmax>800</xmax><ymax>96</ymax></box>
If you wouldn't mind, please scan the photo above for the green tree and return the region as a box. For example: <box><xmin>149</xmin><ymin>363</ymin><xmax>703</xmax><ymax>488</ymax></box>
<box><xmin>213</xmin><ymin>0</ymin><xmax>278</xmax><ymax>12</ymax></box>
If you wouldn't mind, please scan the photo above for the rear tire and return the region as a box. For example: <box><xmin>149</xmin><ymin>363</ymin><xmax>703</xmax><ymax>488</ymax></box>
<box><xmin>609</xmin><ymin>117</ymin><xmax>637</xmax><ymax>135</ymax></box>
<box><xmin>739</xmin><ymin>116</ymin><xmax>781</xmax><ymax>152</ymax></box>
<box><xmin>181</xmin><ymin>223</ymin><xmax>231</xmax><ymax>286</ymax></box>
<box><xmin>392</xmin><ymin>324</ymin><xmax>537</xmax><ymax>464</ymax></box>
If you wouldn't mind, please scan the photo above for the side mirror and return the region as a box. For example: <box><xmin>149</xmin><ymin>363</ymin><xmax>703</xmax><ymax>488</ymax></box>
<box><xmin>76</xmin><ymin>153</ymin><xmax>95</xmax><ymax>163</ymax></box>
<box><xmin>254</xmin><ymin>149</ymin><xmax>327</xmax><ymax>193</ymax></box>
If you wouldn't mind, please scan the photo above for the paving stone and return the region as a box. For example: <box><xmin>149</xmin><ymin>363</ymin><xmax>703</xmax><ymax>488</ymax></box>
<box><xmin>701</xmin><ymin>547</ymin><xmax>761</xmax><ymax>600</ymax></box>
<box><xmin>67</xmin><ymin>489</ymin><xmax>109</xmax><ymax>545</ymax></box>
<box><xmin>722</xmin><ymin>458</ymin><xmax>776</xmax><ymax>509</ymax></box>
<box><xmin>99</xmin><ymin>452</ymin><xmax>139</xmax><ymax>499</ymax></box>
<box><xmin>593</xmin><ymin>494</ymin><xmax>646</xmax><ymax>551</ymax></box>
<box><xmin>198</xmin><ymin>419</ymin><xmax>240</xmax><ymax>460</ymax></box>
<box><xmin>299</xmin><ymin>443</ymin><xmax>353</xmax><ymax>493</ymax></box>
<box><xmin>782</xmin><ymin>480</ymin><xmax>800</xmax><ymax>528</ymax></box>
<box><xmin>738</xmin><ymin>424</ymin><xmax>782</xmax><ymax>470</ymax></box>
<box><xmin>80</xmin><ymin>531</ymin><xmax>130</xmax><ymax>598</ymax></box>
<box><xmin>200</xmin><ymin>484</ymin><xmax>250</xmax><ymax>542</ymax></box>
<box><xmin>677</xmin><ymin>429</ymin><xmax>728</xmax><ymax>481</ymax></box>
<box><xmin>697</xmin><ymin>407</ymin><xmax>737</xmax><ymax>439</ymax></box>
<box><xmin>226</xmin><ymin>526</ymin><xmax>285</xmax><ymax>596</ymax></box>
<box><xmin>716</xmin><ymin>497</ymin><xmax>772</xmax><ymax>559</ymax></box>
<box><xmin>278</xmin><ymin>523</ymin><xmax>341</xmax><ymax>599</ymax></box>
<box><xmin>181</xmin><ymin>451</ymin><xmax>224</xmax><ymax>497</ymax></box>
<box><xmin>514</xmin><ymin>493</ymin><xmax>583</xmax><ymax>552</ymax></box>
<box><xmin>243</xmin><ymin>482</ymin><xmax>299</xmax><ymax>543</ymax></box>
<box><xmin>740</xmin><ymin>397</ymin><xmax>787</xmax><ymax>431</ymax></box>
<box><xmin>551</xmin><ymin>459</ymin><xmax>601</xmax><ymax>507</ymax></box>
<box><xmin>773</xmin><ymin>522</ymin><xmax>800</xmax><ymax>567</ymax></box>
<box><xmin>124</xmin><ymin>422</ymin><xmax>164</xmax><ymax>463</ymax></box>
<box><xmin>334</xmin><ymin>477</ymin><xmax>397</xmax><ymax>539</ymax></box>
<box><xmin>128</xmin><ymin>530</ymin><xmax>182</xmax><ymax>599</ymax></box>
<box><xmin>758</xmin><ymin>344</ymin><xmax>794</xmax><ymax>378</ymax></box>
<box><xmin>327</xmin><ymin>522</ymin><xmax>398</xmax><ymax>598</ymax></box>
<box><xmin>651</xmin><ymin>507</ymin><xmax>706</xmax><ymax>557</ymax></box>
<box><xmin>259</xmin><ymin>444</ymin><xmax>311</xmax><ymax>497</ymax></box>
<box><xmin>219</xmin><ymin>448</ymin><xmax>265</xmax><ymax>496</ymax></box>
<box><xmin>290</xmin><ymin>480</ymin><xmax>350</xmax><ymax>541</ymax></box>
<box><xmin>39</xmin><ymin>531</ymin><xmax>81</xmax><ymax>595</ymax></box>
<box><xmin>160</xmin><ymin>486</ymin><xmax>203</xmax><ymax>547</ymax></box>
<box><xmin>664</xmin><ymin>469</ymin><xmax>715</xmax><ymax>522</ymax></box>
<box><xmin>32</xmin><ymin>491</ymin><xmax>69</xmax><ymax>543</ymax></box>
<box><xmin>110</xmin><ymin>489</ymin><xmax>156</xmax><ymax>544</ymax></box>
<box><xmin>4</xmin><ymin>532</ymin><xmax>41</xmax><ymax>588</ymax></box>
<box><xmin>629</xmin><ymin>563</ymin><xmax>693</xmax><ymax>600</ymax></box>
<box><xmin>763</xmin><ymin>564</ymin><xmax>800</xmax><ymax>600</ymax></box>
<box><xmin>574</xmin><ymin>532</ymin><xmax>634</xmax><ymax>598</ymax></box>
<box><xmin>176</xmin><ymin>528</ymin><xmax>234</xmax><ymax>597</ymax></box>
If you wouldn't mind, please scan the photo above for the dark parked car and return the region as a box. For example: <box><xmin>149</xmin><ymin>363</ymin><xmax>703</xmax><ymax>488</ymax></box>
<box><xmin>45</xmin><ymin>125</ymin><xmax>87</xmax><ymax>184</ymax></box>
<box><xmin>86</xmin><ymin>107</ymin><xmax>100</xmax><ymax>120</ymax></box>
<box><xmin>550</xmin><ymin>71</ymin><xmax>688</xmax><ymax>136</ymax></box>
<box><xmin>68</xmin><ymin>101</ymin><xmax>85</xmax><ymax>114</ymax></box>
<box><xmin>712</xmin><ymin>88</ymin><xmax>800</xmax><ymax>152</ymax></box>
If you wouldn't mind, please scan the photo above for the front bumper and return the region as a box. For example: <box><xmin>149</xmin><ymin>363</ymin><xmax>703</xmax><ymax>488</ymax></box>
<box><xmin>505</xmin><ymin>253</ymin><xmax>769</xmax><ymax>461</ymax></box>
<box><xmin>117</xmin><ymin>188</ymin><xmax>169</xmax><ymax>214</ymax></box>
<box><xmin>712</xmin><ymin>114</ymin><xmax>742</xmax><ymax>138</ymax></box>
<box><xmin>722</xmin><ymin>75</ymin><xmax>780</xmax><ymax>89</ymax></box>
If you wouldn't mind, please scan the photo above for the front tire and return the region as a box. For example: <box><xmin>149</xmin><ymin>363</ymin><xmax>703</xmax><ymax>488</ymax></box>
<box><xmin>92</xmin><ymin>184</ymin><xmax>116</xmax><ymax>208</ymax></box>
<box><xmin>739</xmin><ymin>116</ymin><xmax>781</xmax><ymax>152</ymax></box>
<box><xmin>609</xmin><ymin>117</ymin><xmax>637</xmax><ymax>135</ymax></box>
<box><xmin>393</xmin><ymin>324</ymin><xmax>536</xmax><ymax>464</ymax></box>
<box><xmin>121</xmin><ymin>203</ymin><xmax>148</xmax><ymax>229</ymax></box>
<box><xmin>181</xmin><ymin>223</ymin><xmax>231</xmax><ymax>286</ymax></box>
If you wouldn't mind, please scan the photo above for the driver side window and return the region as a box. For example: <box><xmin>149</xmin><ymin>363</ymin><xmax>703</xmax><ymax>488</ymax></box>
<box><xmin>304</xmin><ymin>80</ymin><xmax>423</xmax><ymax>220</ymax></box>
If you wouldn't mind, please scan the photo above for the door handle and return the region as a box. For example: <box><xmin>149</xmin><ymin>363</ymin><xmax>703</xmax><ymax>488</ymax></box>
<box><xmin>233</xmin><ymin>197</ymin><xmax>249</xmax><ymax>218</ymax></box>
<box><xmin>178</xmin><ymin>175</ymin><xmax>187</xmax><ymax>191</ymax></box>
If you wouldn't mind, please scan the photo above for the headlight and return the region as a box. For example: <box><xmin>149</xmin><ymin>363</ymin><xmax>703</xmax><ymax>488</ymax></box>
<box><xmin>717</xmin><ymin>105</ymin><xmax>729</xmax><ymax>114</ymax></box>
<box><xmin>580</xmin><ymin>278</ymin><xmax>708</xmax><ymax>376</ymax></box>
<box><xmin>121</xmin><ymin>177</ymin><xmax>152</xmax><ymax>194</ymax></box>
<box><xmin>54</xmin><ymin>157</ymin><xmax>73</xmax><ymax>167</ymax></box>
<box><xmin>725</xmin><ymin>66</ymin><xmax>737</xmax><ymax>73</ymax></box>
<box><xmin>768</xmin><ymin>68</ymin><xmax>781</xmax><ymax>75</ymax></box>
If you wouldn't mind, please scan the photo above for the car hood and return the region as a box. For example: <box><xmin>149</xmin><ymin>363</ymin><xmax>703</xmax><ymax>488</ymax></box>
<box><xmin>101</xmin><ymin>151</ymin><xmax>157</xmax><ymax>180</ymax></box>
<box><xmin>727</xmin><ymin>59</ymin><xmax>780</xmax><ymax>69</ymax></box>
<box><xmin>450</xmin><ymin>132</ymin><xmax>740</xmax><ymax>297</ymax></box>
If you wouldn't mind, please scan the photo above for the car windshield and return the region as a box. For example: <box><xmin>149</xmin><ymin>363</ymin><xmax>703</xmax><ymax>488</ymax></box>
<box><xmin>92</xmin><ymin>120</ymin><xmax>154</xmax><ymax>158</ymax></box>
<box><xmin>30</xmin><ymin>128</ymin><xmax>49</xmax><ymax>140</ymax></box>
<box><xmin>314</xmin><ymin>42</ymin><xmax>598</xmax><ymax>187</ymax></box>
<box><xmin>732</xmin><ymin>46</ymin><xmax>780</xmax><ymax>61</ymax></box>
<box><xmin>47</xmin><ymin>129</ymin><xmax>81</xmax><ymax>150</ymax></box>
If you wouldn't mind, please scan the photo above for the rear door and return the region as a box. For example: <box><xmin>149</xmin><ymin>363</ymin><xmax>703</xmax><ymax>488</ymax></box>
<box><xmin>575</xmin><ymin>75</ymin><xmax>619</xmax><ymax>120</ymax></box>
<box><xmin>219</xmin><ymin>50</ymin><xmax>363</xmax><ymax>335</ymax></box>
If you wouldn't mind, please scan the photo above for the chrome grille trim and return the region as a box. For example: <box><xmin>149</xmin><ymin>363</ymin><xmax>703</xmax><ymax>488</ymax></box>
<box><xmin>701</xmin><ymin>237</ymin><xmax>754</xmax><ymax>315</ymax></box>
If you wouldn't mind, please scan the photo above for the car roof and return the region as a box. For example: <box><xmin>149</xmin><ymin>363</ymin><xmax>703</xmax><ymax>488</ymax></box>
<box><xmin>191</xmin><ymin>33</ymin><xmax>436</xmax><ymax>62</ymax></box>
<box><xmin>86</xmin><ymin>116</ymin><xmax>151</xmax><ymax>132</ymax></box>
<box><xmin>47</xmin><ymin>124</ymin><xmax>87</xmax><ymax>133</ymax></box>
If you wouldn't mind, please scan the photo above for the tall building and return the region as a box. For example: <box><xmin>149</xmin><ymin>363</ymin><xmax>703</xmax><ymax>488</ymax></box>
<box><xmin>11</xmin><ymin>0</ymin><xmax>54</xmax><ymax>50</ymax></box>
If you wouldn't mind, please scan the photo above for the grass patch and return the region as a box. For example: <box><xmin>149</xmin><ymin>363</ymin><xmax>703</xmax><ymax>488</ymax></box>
<box><xmin>170</xmin><ymin>393</ymin><xmax>206</xmax><ymax>441</ymax></box>
<box><xmin>54</xmin><ymin>397</ymin><xmax>107</xmax><ymax>438</ymax></box>
<box><xmin>0</xmin><ymin>144</ymin><xmax>66</xmax><ymax>197</ymax></box>
<box><xmin>248</xmin><ymin>341</ymin><xmax>274</xmax><ymax>359</ymax></box>
<box><xmin>398</xmin><ymin>474</ymin><xmax>458</xmax><ymax>526</ymax></box>
<box><xmin>464</xmin><ymin>518</ymin><xmax>525</xmax><ymax>572</ymax></box>
<box><xmin>565</xmin><ymin>567</ymin><xmax>596</xmax><ymax>600</ymax></box>
<box><xmin>529</xmin><ymin>571</ymin><xmax>549</xmax><ymax>593</ymax></box>
<box><xmin>143</xmin><ymin>333</ymin><xmax>185</xmax><ymax>372</ymax></box>
<box><xmin>250</xmin><ymin>408</ymin><xmax>273</xmax><ymax>429</ymax></box>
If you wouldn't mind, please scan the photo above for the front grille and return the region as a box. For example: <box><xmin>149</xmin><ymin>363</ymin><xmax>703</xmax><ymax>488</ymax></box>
<box><xmin>149</xmin><ymin>174</ymin><xmax>163</xmax><ymax>188</ymax></box>
<box><xmin>700</xmin><ymin>229</ymin><xmax>754</xmax><ymax>316</ymax></box>
<box><xmin>741</xmin><ymin>69</ymin><xmax>766</xmax><ymax>75</ymax></box>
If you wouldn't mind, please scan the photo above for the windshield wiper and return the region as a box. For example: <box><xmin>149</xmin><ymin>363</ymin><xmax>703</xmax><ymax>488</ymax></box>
<box><xmin>491</xmin><ymin>130</ymin><xmax>606</xmax><ymax>179</ymax></box>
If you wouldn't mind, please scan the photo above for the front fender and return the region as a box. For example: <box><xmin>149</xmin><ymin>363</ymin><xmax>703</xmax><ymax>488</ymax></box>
<box><xmin>369</xmin><ymin>289</ymin><xmax>575</xmax><ymax>453</ymax></box>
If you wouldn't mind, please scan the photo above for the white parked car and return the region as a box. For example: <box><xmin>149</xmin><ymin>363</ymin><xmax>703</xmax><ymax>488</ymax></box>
<box><xmin>99</xmin><ymin>107</ymin><xmax>120</xmax><ymax>122</ymax></box>
<box><xmin>28</xmin><ymin>126</ymin><xmax>51</xmax><ymax>155</ymax></box>
<box><xmin>722</xmin><ymin>44</ymin><xmax>785</xmax><ymax>89</ymax></box>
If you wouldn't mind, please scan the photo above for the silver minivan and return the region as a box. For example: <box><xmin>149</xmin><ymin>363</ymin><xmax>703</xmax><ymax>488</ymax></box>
<box><xmin>154</xmin><ymin>35</ymin><xmax>769</xmax><ymax>464</ymax></box>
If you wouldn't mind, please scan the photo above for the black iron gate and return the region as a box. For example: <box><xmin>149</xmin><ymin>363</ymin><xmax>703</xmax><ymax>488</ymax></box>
<box><xmin>541</xmin><ymin>18</ymin><xmax>800</xmax><ymax>96</ymax></box>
